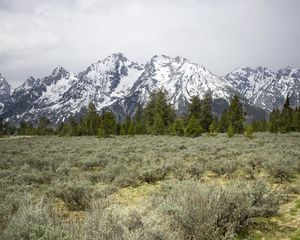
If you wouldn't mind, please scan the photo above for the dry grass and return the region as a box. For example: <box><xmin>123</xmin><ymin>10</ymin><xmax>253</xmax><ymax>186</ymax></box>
<box><xmin>0</xmin><ymin>133</ymin><xmax>300</xmax><ymax>239</ymax></box>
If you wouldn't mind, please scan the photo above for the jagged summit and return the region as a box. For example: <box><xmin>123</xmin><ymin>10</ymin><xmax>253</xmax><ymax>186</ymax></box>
<box><xmin>0</xmin><ymin>53</ymin><xmax>299</xmax><ymax>124</ymax></box>
<box><xmin>0</xmin><ymin>74</ymin><xmax>12</xmax><ymax>113</ymax></box>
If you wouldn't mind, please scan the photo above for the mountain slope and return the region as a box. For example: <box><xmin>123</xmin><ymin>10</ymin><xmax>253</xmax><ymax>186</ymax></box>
<box><xmin>2</xmin><ymin>53</ymin><xmax>299</xmax><ymax>125</ymax></box>
<box><xmin>116</xmin><ymin>55</ymin><xmax>234</xmax><ymax>116</ymax></box>
<box><xmin>0</xmin><ymin>74</ymin><xmax>11</xmax><ymax>114</ymax></box>
<box><xmin>225</xmin><ymin>67</ymin><xmax>300</xmax><ymax>111</ymax></box>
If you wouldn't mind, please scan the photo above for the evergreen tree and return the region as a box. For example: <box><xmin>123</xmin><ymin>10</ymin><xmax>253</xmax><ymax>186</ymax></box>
<box><xmin>55</xmin><ymin>122</ymin><xmax>66</xmax><ymax>136</ymax></box>
<box><xmin>68</xmin><ymin>117</ymin><xmax>79</xmax><ymax>136</ymax></box>
<box><xmin>209</xmin><ymin>122</ymin><xmax>217</xmax><ymax>136</ymax></box>
<box><xmin>188</xmin><ymin>96</ymin><xmax>202</xmax><ymax>120</ymax></box>
<box><xmin>171</xmin><ymin>118</ymin><xmax>185</xmax><ymax>136</ymax></box>
<box><xmin>218</xmin><ymin>109</ymin><xmax>228</xmax><ymax>133</ymax></box>
<box><xmin>133</xmin><ymin>103</ymin><xmax>145</xmax><ymax>134</ymax></box>
<box><xmin>269</xmin><ymin>109</ymin><xmax>280</xmax><ymax>133</ymax></box>
<box><xmin>85</xmin><ymin>102</ymin><xmax>100</xmax><ymax>135</ymax></box>
<box><xmin>78</xmin><ymin>117</ymin><xmax>88</xmax><ymax>136</ymax></box>
<box><xmin>19</xmin><ymin>121</ymin><xmax>35</xmax><ymax>135</ymax></box>
<box><xmin>199</xmin><ymin>92</ymin><xmax>213</xmax><ymax>132</ymax></box>
<box><xmin>98</xmin><ymin>111</ymin><xmax>116</xmax><ymax>138</ymax></box>
<box><xmin>227</xmin><ymin>124</ymin><xmax>234</xmax><ymax>138</ymax></box>
<box><xmin>227</xmin><ymin>95</ymin><xmax>245</xmax><ymax>133</ymax></box>
<box><xmin>0</xmin><ymin>117</ymin><xmax>4</xmax><ymax>137</ymax></box>
<box><xmin>153</xmin><ymin>113</ymin><xmax>164</xmax><ymax>135</ymax></box>
<box><xmin>120</xmin><ymin>115</ymin><xmax>132</xmax><ymax>135</ymax></box>
<box><xmin>279</xmin><ymin>96</ymin><xmax>294</xmax><ymax>133</ymax></box>
<box><xmin>252</xmin><ymin>119</ymin><xmax>267</xmax><ymax>132</ymax></box>
<box><xmin>185</xmin><ymin>115</ymin><xmax>203</xmax><ymax>137</ymax></box>
<box><xmin>143</xmin><ymin>89</ymin><xmax>175</xmax><ymax>134</ymax></box>
<box><xmin>128</xmin><ymin>122</ymin><xmax>135</xmax><ymax>136</ymax></box>
<box><xmin>244</xmin><ymin>125</ymin><xmax>254</xmax><ymax>139</ymax></box>
<box><xmin>37</xmin><ymin>116</ymin><xmax>51</xmax><ymax>135</ymax></box>
<box><xmin>294</xmin><ymin>107</ymin><xmax>300</xmax><ymax>131</ymax></box>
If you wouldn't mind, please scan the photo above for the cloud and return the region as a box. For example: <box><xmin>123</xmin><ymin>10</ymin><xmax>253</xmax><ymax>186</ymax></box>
<box><xmin>0</xmin><ymin>0</ymin><xmax>300</xmax><ymax>87</ymax></box>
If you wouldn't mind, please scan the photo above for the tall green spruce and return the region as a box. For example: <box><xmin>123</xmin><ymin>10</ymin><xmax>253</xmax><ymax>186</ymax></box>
<box><xmin>170</xmin><ymin>118</ymin><xmax>185</xmax><ymax>136</ymax></box>
<box><xmin>98</xmin><ymin>111</ymin><xmax>116</xmax><ymax>138</ymax></box>
<box><xmin>143</xmin><ymin>89</ymin><xmax>175</xmax><ymax>135</ymax></box>
<box><xmin>85</xmin><ymin>102</ymin><xmax>100</xmax><ymax>135</ymax></box>
<box><xmin>269</xmin><ymin>109</ymin><xmax>280</xmax><ymax>133</ymax></box>
<box><xmin>36</xmin><ymin>116</ymin><xmax>52</xmax><ymax>135</ymax></box>
<box><xmin>227</xmin><ymin>95</ymin><xmax>245</xmax><ymax>134</ymax></box>
<box><xmin>185</xmin><ymin>115</ymin><xmax>203</xmax><ymax>137</ymax></box>
<box><xmin>199</xmin><ymin>92</ymin><xmax>213</xmax><ymax>132</ymax></box>
<box><xmin>0</xmin><ymin>117</ymin><xmax>4</xmax><ymax>137</ymax></box>
<box><xmin>279</xmin><ymin>96</ymin><xmax>294</xmax><ymax>133</ymax></box>
<box><xmin>187</xmin><ymin>92</ymin><xmax>213</xmax><ymax>132</ymax></box>
<box><xmin>133</xmin><ymin>103</ymin><xmax>145</xmax><ymax>134</ymax></box>
<box><xmin>218</xmin><ymin>109</ymin><xmax>228</xmax><ymax>133</ymax></box>
<box><xmin>120</xmin><ymin>116</ymin><xmax>132</xmax><ymax>135</ymax></box>
<box><xmin>294</xmin><ymin>107</ymin><xmax>300</xmax><ymax>131</ymax></box>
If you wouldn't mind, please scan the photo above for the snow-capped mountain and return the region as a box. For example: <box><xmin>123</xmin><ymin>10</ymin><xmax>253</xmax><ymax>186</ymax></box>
<box><xmin>117</xmin><ymin>55</ymin><xmax>234</xmax><ymax>116</ymax></box>
<box><xmin>225</xmin><ymin>67</ymin><xmax>300</xmax><ymax>111</ymax></box>
<box><xmin>1</xmin><ymin>53</ymin><xmax>299</xmax><ymax>125</ymax></box>
<box><xmin>0</xmin><ymin>74</ymin><xmax>11</xmax><ymax>114</ymax></box>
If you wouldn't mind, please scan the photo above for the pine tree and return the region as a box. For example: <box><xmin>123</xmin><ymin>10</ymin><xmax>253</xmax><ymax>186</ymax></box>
<box><xmin>98</xmin><ymin>111</ymin><xmax>116</xmax><ymax>138</ymax></box>
<box><xmin>244</xmin><ymin>125</ymin><xmax>254</xmax><ymax>139</ymax></box>
<box><xmin>269</xmin><ymin>109</ymin><xmax>280</xmax><ymax>133</ymax></box>
<box><xmin>227</xmin><ymin>124</ymin><xmax>234</xmax><ymax>138</ymax></box>
<box><xmin>37</xmin><ymin>116</ymin><xmax>51</xmax><ymax>135</ymax></box>
<box><xmin>199</xmin><ymin>92</ymin><xmax>213</xmax><ymax>132</ymax></box>
<box><xmin>185</xmin><ymin>115</ymin><xmax>203</xmax><ymax>137</ymax></box>
<box><xmin>85</xmin><ymin>102</ymin><xmax>100</xmax><ymax>135</ymax></box>
<box><xmin>279</xmin><ymin>96</ymin><xmax>294</xmax><ymax>133</ymax></box>
<box><xmin>209</xmin><ymin>122</ymin><xmax>217</xmax><ymax>136</ymax></box>
<box><xmin>143</xmin><ymin>89</ymin><xmax>175</xmax><ymax>134</ymax></box>
<box><xmin>294</xmin><ymin>107</ymin><xmax>300</xmax><ymax>131</ymax></box>
<box><xmin>227</xmin><ymin>95</ymin><xmax>245</xmax><ymax>133</ymax></box>
<box><xmin>19</xmin><ymin>121</ymin><xmax>34</xmax><ymax>135</ymax></box>
<box><xmin>78</xmin><ymin>117</ymin><xmax>88</xmax><ymax>136</ymax></box>
<box><xmin>128</xmin><ymin>122</ymin><xmax>135</xmax><ymax>136</ymax></box>
<box><xmin>120</xmin><ymin>115</ymin><xmax>132</xmax><ymax>135</ymax></box>
<box><xmin>0</xmin><ymin>117</ymin><xmax>4</xmax><ymax>137</ymax></box>
<box><xmin>133</xmin><ymin>103</ymin><xmax>145</xmax><ymax>134</ymax></box>
<box><xmin>171</xmin><ymin>118</ymin><xmax>185</xmax><ymax>136</ymax></box>
<box><xmin>218</xmin><ymin>109</ymin><xmax>228</xmax><ymax>133</ymax></box>
<box><xmin>153</xmin><ymin>113</ymin><xmax>164</xmax><ymax>135</ymax></box>
<box><xmin>188</xmin><ymin>96</ymin><xmax>202</xmax><ymax>120</ymax></box>
<box><xmin>68</xmin><ymin>117</ymin><xmax>79</xmax><ymax>136</ymax></box>
<box><xmin>252</xmin><ymin>119</ymin><xmax>267</xmax><ymax>132</ymax></box>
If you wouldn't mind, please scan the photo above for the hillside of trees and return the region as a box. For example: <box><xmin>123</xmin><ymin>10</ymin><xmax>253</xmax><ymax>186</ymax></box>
<box><xmin>0</xmin><ymin>90</ymin><xmax>299</xmax><ymax>138</ymax></box>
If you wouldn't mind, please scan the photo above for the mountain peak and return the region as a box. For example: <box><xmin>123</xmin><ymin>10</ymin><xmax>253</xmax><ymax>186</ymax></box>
<box><xmin>50</xmin><ymin>65</ymin><xmax>68</xmax><ymax>78</ymax></box>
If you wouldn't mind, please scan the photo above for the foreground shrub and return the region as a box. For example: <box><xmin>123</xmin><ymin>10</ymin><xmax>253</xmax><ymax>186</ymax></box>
<box><xmin>208</xmin><ymin>158</ymin><xmax>238</xmax><ymax>176</ymax></box>
<box><xmin>264</xmin><ymin>158</ymin><xmax>295</xmax><ymax>183</ymax></box>
<box><xmin>157</xmin><ymin>179</ymin><xmax>282</xmax><ymax>239</ymax></box>
<box><xmin>1</xmin><ymin>202</ymin><xmax>71</xmax><ymax>240</ymax></box>
<box><xmin>51</xmin><ymin>181</ymin><xmax>92</xmax><ymax>210</ymax></box>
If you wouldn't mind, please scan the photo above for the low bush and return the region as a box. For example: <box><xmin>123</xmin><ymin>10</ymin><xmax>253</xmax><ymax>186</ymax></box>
<box><xmin>51</xmin><ymin>181</ymin><xmax>92</xmax><ymax>211</ymax></box>
<box><xmin>208</xmin><ymin>158</ymin><xmax>238</xmax><ymax>176</ymax></box>
<box><xmin>1</xmin><ymin>202</ymin><xmax>71</xmax><ymax>240</ymax></box>
<box><xmin>156</xmin><ymin>179</ymin><xmax>282</xmax><ymax>239</ymax></box>
<box><xmin>264</xmin><ymin>158</ymin><xmax>296</xmax><ymax>183</ymax></box>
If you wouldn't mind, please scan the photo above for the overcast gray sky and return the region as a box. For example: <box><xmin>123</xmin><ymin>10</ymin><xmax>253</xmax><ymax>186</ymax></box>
<box><xmin>0</xmin><ymin>0</ymin><xmax>300</xmax><ymax>87</ymax></box>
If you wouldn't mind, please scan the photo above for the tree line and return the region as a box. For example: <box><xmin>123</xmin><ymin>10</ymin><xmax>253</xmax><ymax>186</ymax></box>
<box><xmin>0</xmin><ymin>90</ymin><xmax>299</xmax><ymax>138</ymax></box>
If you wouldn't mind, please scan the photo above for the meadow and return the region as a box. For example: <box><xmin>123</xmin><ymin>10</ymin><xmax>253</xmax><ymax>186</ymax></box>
<box><xmin>0</xmin><ymin>133</ymin><xmax>300</xmax><ymax>239</ymax></box>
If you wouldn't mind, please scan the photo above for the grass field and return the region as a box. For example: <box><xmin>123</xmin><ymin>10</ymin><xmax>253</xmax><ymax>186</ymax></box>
<box><xmin>0</xmin><ymin>133</ymin><xmax>300</xmax><ymax>239</ymax></box>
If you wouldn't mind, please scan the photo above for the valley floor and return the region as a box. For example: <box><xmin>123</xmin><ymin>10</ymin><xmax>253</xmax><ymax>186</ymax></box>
<box><xmin>0</xmin><ymin>133</ymin><xmax>300</xmax><ymax>239</ymax></box>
